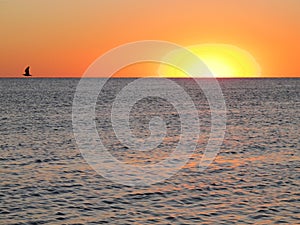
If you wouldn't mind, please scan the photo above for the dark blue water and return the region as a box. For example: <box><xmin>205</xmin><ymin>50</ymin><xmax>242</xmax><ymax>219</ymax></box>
<box><xmin>1</xmin><ymin>78</ymin><xmax>299</xmax><ymax>224</ymax></box>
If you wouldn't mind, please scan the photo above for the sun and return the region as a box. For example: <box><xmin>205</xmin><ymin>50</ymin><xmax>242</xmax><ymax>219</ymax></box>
<box><xmin>158</xmin><ymin>44</ymin><xmax>261</xmax><ymax>78</ymax></box>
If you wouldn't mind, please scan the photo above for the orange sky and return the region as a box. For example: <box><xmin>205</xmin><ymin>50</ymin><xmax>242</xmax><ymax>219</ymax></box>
<box><xmin>1</xmin><ymin>0</ymin><xmax>300</xmax><ymax>77</ymax></box>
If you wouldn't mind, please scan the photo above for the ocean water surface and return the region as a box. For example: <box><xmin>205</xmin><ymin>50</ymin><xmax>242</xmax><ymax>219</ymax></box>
<box><xmin>1</xmin><ymin>78</ymin><xmax>299</xmax><ymax>224</ymax></box>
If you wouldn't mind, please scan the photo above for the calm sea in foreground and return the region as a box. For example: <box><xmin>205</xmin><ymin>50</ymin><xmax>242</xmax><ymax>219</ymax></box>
<box><xmin>1</xmin><ymin>78</ymin><xmax>299</xmax><ymax>224</ymax></box>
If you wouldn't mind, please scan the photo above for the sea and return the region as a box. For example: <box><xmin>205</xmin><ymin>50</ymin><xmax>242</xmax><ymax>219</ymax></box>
<box><xmin>1</xmin><ymin>78</ymin><xmax>299</xmax><ymax>224</ymax></box>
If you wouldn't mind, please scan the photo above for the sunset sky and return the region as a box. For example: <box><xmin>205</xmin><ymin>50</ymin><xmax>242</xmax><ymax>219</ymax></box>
<box><xmin>1</xmin><ymin>0</ymin><xmax>300</xmax><ymax>77</ymax></box>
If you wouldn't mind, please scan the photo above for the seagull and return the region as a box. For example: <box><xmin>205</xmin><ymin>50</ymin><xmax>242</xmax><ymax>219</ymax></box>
<box><xmin>23</xmin><ymin>66</ymin><xmax>32</xmax><ymax>77</ymax></box>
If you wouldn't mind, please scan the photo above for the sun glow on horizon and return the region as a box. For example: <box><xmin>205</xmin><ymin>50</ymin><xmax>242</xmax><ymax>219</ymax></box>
<box><xmin>158</xmin><ymin>44</ymin><xmax>262</xmax><ymax>78</ymax></box>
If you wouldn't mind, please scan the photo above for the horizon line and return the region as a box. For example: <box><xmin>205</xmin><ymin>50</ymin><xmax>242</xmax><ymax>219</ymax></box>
<box><xmin>0</xmin><ymin>76</ymin><xmax>299</xmax><ymax>79</ymax></box>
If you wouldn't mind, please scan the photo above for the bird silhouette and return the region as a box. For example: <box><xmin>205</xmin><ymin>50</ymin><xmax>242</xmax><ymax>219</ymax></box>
<box><xmin>23</xmin><ymin>66</ymin><xmax>32</xmax><ymax>77</ymax></box>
